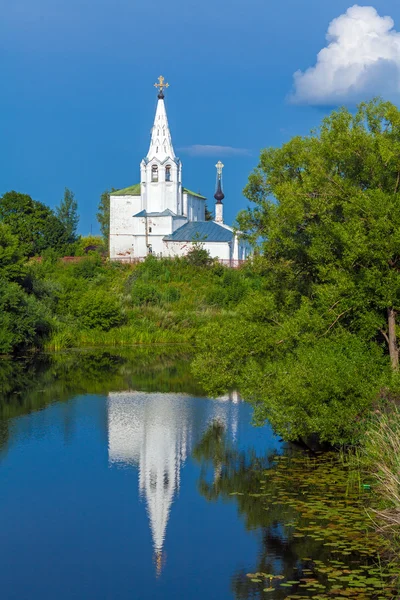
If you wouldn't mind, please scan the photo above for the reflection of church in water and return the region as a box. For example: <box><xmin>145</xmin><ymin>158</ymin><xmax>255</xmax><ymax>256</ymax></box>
<box><xmin>107</xmin><ymin>391</ymin><xmax>240</xmax><ymax>572</ymax></box>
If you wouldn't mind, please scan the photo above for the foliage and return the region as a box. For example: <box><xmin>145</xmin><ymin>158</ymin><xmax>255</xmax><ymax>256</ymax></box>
<box><xmin>97</xmin><ymin>188</ymin><xmax>115</xmax><ymax>244</ymax></box>
<box><xmin>0</xmin><ymin>224</ymin><xmax>26</xmax><ymax>282</ymax></box>
<box><xmin>56</xmin><ymin>188</ymin><xmax>79</xmax><ymax>243</ymax></box>
<box><xmin>0</xmin><ymin>190</ymin><xmax>69</xmax><ymax>257</ymax></box>
<box><xmin>363</xmin><ymin>405</ymin><xmax>400</xmax><ymax>537</ymax></box>
<box><xmin>185</xmin><ymin>239</ymin><xmax>213</xmax><ymax>267</ymax></box>
<box><xmin>74</xmin><ymin>235</ymin><xmax>105</xmax><ymax>256</ymax></box>
<box><xmin>74</xmin><ymin>290</ymin><xmax>125</xmax><ymax>331</ymax></box>
<box><xmin>0</xmin><ymin>279</ymin><xmax>51</xmax><ymax>354</ymax></box>
<box><xmin>131</xmin><ymin>282</ymin><xmax>162</xmax><ymax>306</ymax></box>
<box><xmin>204</xmin><ymin>202</ymin><xmax>213</xmax><ymax>221</ymax></box>
<box><xmin>194</xmin><ymin>99</ymin><xmax>400</xmax><ymax>445</ymax></box>
<box><xmin>237</xmin><ymin>98</ymin><xmax>400</xmax><ymax>368</ymax></box>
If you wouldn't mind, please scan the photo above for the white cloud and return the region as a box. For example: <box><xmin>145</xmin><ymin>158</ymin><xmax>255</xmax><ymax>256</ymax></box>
<box><xmin>178</xmin><ymin>145</ymin><xmax>250</xmax><ymax>157</ymax></box>
<box><xmin>291</xmin><ymin>5</ymin><xmax>400</xmax><ymax>105</ymax></box>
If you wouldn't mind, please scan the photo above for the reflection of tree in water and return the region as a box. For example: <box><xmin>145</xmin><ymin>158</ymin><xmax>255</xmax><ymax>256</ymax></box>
<box><xmin>192</xmin><ymin>421</ymin><xmax>314</xmax><ymax>600</ymax></box>
<box><xmin>0</xmin><ymin>349</ymin><xmax>204</xmax><ymax>453</ymax></box>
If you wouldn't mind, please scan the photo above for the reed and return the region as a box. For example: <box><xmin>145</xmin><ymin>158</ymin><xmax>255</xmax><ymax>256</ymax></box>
<box><xmin>363</xmin><ymin>406</ymin><xmax>400</xmax><ymax>539</ymax></box>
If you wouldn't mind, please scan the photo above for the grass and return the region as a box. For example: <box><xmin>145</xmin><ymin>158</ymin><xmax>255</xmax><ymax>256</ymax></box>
<box><xmin>363</xmin><ymin>405</ymin><xmax>400</xmax><ymax>537</ymax></box>
<box><xmin>35</xmin><ymin>254</ymin><xmax>258</xmax><ymax>351</ymax></box>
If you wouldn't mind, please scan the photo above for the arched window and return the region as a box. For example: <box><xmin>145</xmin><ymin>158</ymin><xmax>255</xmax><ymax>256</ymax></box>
<box><xmin>152</xmin><ymin>165</ymin><xmax>158</xmax><ymax>182</ymax></box>
<box><xmin>165</xmin><ymin>165</ymin><xmax>171</xmax><ymax>182</ymax></box>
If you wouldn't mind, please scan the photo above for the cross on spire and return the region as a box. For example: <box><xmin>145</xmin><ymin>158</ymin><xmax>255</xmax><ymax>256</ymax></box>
<box><xmin>154</xmin><ymin>75</ymin><xmax>169</xmax><ymax>99</ymax></box>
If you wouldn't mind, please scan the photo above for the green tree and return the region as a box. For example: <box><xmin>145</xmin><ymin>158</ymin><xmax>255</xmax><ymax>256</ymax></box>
<box><xmin>0</xmin><ymin>223</ymin><xmax>26</xmax><ymax>282</ymax></box>
<box><xmin>56</xmin><ymin>188</ymin><xmax>79</xmax><ymax>243</ymax></box>
<box><xmin>205</xmin><ymin>202</ymin><xmax>213</xmax><ymax>221</ymax></box>
<box><xmin>237</xmin><ymin>99</ymin><xmax>400</xmax><ymax>371</ymax></box>
<box><xmin>0</xmin><ymin>191</ymin><xmax>69</xmax><ymax>257</ymax></box>
<box><xmin>97</xmin><ymin>188</ymin><xmax>116</xmax><ymax>244</ymax></box>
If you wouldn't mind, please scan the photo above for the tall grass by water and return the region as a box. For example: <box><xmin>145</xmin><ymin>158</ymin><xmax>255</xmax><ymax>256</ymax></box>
<box><xmin>364</xmin><ymin>406</ymin><xmax>400</xmax><ymax>539</ymax></box>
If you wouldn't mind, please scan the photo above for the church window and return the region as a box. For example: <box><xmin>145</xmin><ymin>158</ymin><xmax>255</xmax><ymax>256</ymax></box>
<box><xmin>165</xmin><ymin>165</ymin><xmax>171</xmax><ymax>181</ymax></box>
<box><xmin>152</xmin><ymin>165</ymin><xmax>158</xmax><ymax>182</ymax></box>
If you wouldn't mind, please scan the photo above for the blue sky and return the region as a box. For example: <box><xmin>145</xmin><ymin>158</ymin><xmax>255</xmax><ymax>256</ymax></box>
<box><xmin>1</xmin><ymin>0</ymin><xmax>400</xmax><ymax>234</ymax></box>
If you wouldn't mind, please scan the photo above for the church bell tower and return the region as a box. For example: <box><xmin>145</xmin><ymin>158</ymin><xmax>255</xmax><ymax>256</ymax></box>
<box><xmin>140</xmin><ymin>76</ymin><xmax>183</xmax><ymax>215</ymax></box>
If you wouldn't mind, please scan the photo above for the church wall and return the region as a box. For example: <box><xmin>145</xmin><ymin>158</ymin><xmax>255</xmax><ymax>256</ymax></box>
<box><xmin>183</xmin><ymin>193</ymin><xmax>205</xmax><ymax>222</ymax></box>
<box><xmin>110</xmin><ymin>194</ymin><xmax>142</xmax><ymax>259</ymax></box>
<box><xmin>162</xmin><ymin>240</ymin><xmax>231</xmax><ymax>260</ymax></box>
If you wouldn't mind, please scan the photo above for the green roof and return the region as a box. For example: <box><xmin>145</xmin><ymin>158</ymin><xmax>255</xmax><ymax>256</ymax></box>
<box><xmin>183</xmin><ymin>187</ymin><xmax>206</xmax><ymax>200</ymax></box>
<box><xmin>110</xmin><ymin>184</ymin><xmax>205</xmax><ymax>200</ymax></box>
<box><xmin>111</xmin><ymin>184</ymin><xmax>141</xmax><ymax>196</ymax></box>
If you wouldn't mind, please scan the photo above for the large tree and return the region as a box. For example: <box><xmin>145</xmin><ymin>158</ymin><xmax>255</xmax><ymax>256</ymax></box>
<box><xmin>237</xmin><ymin>99</ymin><xmax>400</xmax><ymax>371</ymax></box>
<box><xmin>0</xmin><ymin>191</ymin><xmax>69</xmax><ymax>257</ymax></box>
<box><xmin>56</xmin><ymin>188</ymin><xmax>79</xmax><ymax>243</ymax></box>
<box><xmin>97</xmin><ymin>188</ymin><xmax>116</xmax><ymax>244</ymax></box>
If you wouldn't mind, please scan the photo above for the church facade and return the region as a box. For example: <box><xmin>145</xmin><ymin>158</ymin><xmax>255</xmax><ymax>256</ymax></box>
<box><xmin>109</xmin><ymin>77</ymin><xmax>251</xmax><ymax>263</ymax></box>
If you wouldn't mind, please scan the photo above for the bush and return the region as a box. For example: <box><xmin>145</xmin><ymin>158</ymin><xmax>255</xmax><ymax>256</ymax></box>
<box><xmin>162</xmin><ymin>286</ymin><xmax>181</xmax><ymax>303</ymax></box>
<box><xmin>131</xmin><ymin>282</ymin><xmax>162</xmax><ymax>306</ymax></box>
<box><xmin>76</xmin><ymin>290</ymin><xmax>124</xmax><ymax>330</ymax></box>
<box><xmin>185</xmin><ymin>244</ymin><xmax>213</xmax><ymax>267</ymax></box>
<box><xmin>0</xmin><ymin>279</ymin><xmax>52</xmax><ymax>353</ymax></box>
<box><xmin>73</xmin><ymin>254</ymin><xmax>103</xmax><ymax>280</ymax></box>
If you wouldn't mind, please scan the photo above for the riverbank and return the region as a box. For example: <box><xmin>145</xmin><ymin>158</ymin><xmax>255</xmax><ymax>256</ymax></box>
<box><xmin>3</xmin><ymin>252</ymin><xmax>260</xmax><ymax>354</ymax></box>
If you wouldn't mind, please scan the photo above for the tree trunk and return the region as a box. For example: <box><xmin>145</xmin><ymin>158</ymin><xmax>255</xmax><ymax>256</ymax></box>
<box><xmin>387</xmin><ymin>307</ymin><xmax>399</xmax><ymax>371</ymax></box>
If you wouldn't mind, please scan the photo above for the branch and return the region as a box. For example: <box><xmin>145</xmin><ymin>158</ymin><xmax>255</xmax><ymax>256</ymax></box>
<box><xmin>395</xmin><ymin>170</ymin><xmax>400</xmax><ymax>195</ymax></box>
<box><xmin>380</xmin><ymin>328</ymin><xmax>390</xmax><ymax>346</ymax></box>
<box><xmin>320</xmin><ymin>308</ymin><xmax>352</xmax><ymax>337</ymax></box>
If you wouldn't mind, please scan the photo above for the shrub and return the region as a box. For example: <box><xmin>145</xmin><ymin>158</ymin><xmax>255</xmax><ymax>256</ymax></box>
<box><xmin>162</xmin><ymin>286</ymin><xmax>181</xmax><ymax>303</ymax></box>
<box><xmin>76</xmin><ymin>290</ymin><xmax>124</xmax><ymax>330</ymax></box>
<box><xmin>185</xmin><ymin>244</ymin><xmax>213</xmax><ymax>267</ymax></box>
<box><xmin>73</xmin><ymin>254</ymin><xmax>103</xmax><ymax>280</ymax></box>
<box><xmin>131</xmin><ymin>282</ymin><xmax>162</xmax><ymax>306</ymax></box>
<box><xmin>0</xmin><ymin>279</ymin><xmax>52</xmax><ymax>353</ymax></box>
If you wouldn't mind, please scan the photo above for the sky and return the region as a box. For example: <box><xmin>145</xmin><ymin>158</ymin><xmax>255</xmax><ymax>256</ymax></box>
<box><xmin>1</xmin><ymin>0</ymin><xmax>400</xmax><ymax>234</ymax></box>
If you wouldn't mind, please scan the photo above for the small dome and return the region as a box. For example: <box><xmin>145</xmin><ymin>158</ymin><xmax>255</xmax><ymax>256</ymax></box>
<box><xmin>214</xmin><ymin>179</ymin><xmax>225</xmax><ymax>203</ymax></box>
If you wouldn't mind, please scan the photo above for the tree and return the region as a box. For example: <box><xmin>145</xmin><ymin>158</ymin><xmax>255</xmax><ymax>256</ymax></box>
<box><xmin>237</xmin><ymin>99</ymin><xmax>400</xmax><ymax>371</ymax></box>
<box><xmin>0</xmin><ymin>191</ymin><xmax>69</xmax><ymax>257</ymax></box>
<box><xmin>56</xmin><ymin>188</ymin><xmax>79</xmax><ymax>243</ymax></box>
<box><xmin>0</xmin><ymin>223</ymin><xmax>26</xmax><ymax>282</ymax></box>
<box><xmin>97</xmin><ymin>188</ymin><xmax>116</xmax><ymax>244</ymax></box>
<box><xmin>205</xmin><ymin>203</ymin><xmax>213</xmax><ymax>221</ymax></box>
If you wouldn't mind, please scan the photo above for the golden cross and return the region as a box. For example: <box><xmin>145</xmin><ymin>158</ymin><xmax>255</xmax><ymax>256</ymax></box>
<box><xmin>216</xmin><ymin>161</ymin><xmax>224</xmax><ymax>175</ymax></box>
<box><xmin>154</xmin><ymin>75</ymin><xmax>169</xmax><ymax>93</ymax></box>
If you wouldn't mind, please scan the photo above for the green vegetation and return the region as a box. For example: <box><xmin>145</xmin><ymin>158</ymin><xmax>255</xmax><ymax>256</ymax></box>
<box><xmin>56</xmin><ymin>187</ymin><xmax>79</xmax><ymax>244</ymax></box>
<box><xmin>193</xmin><ymin>99</ymin><xmax>400</xmax><ymax>445</ymax></box>
<box><xmin>0</xmin><ymin>233</ymin><xmax>260</xmax><ymax>353</ymax></box>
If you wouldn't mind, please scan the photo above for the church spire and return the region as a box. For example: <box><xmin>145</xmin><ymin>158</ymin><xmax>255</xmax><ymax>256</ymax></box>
<box><xmin>214</xmin><ymin>161</ymin><xmax>224</xmax><ymax>224</ymax></box>
<box><xmin>147</xmin><ymin>76</ymin><xmax>176</xmax><ymax>161</ymax></box>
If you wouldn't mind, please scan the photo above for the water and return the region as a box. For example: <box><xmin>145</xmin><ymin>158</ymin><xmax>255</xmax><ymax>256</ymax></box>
<box><xmin>0</xmin><ymin>350</ymin><xmax>282</xmax><ymax>600</ymax></box>
<box><xmin>0</xmin><ymin>350</ymin><xmax>396</xmax><ymax>600</ymax></box>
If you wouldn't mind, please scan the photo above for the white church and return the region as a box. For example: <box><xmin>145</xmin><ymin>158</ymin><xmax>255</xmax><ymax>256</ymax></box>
<box><xmin>109</xmin><ymin>76</ymin><xmax>250</xmax><ymax>263</ymax></box>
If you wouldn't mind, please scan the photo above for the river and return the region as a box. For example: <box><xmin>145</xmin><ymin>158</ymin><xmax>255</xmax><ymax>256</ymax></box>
<box><xmin>0</xmin><ymin>350</ymin><xmax>396</xmax><ymax>599</ymax></box>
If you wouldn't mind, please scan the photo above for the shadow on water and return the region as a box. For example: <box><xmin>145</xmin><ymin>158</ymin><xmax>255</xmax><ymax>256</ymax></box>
<box><xmin>0</xmin><ymin>348</ymin><xmax>205</xmax><ymax>453</ymax></box>
<box><xmin>193</xmin><ymin>422</ymin><xmax>399</xmax><ymax>600</ymax></box>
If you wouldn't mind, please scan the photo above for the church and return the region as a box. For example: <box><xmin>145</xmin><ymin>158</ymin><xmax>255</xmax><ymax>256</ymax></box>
<box><xmin>109</xmin><ymin>77</ymin><xmax>251</xmax><ymax>263</ymax></box>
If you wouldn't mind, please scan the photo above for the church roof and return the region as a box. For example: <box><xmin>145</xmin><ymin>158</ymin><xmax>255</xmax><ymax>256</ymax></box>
<box><xmin>111</xmin><ymin>184</ymin><xmax>141</xmax><ymax>196</ymax></box>
<box><xmin>182</xmin><ymin>188</ymin><xmax>206</xmax><ymax>200</ymax></box>
<box><xmin>134</xmin><ymin>209</ymin><xmax>177</xmax><ymax>217</ymax></box>
<box><xmin>164</xmin><ymin>221</ymin><xmax>234</xmax><ymax>243</ymax></box>
<box><xmin>147</xmin><ymin>96</ymin><xmax>176</xmax><ymax>162</ymax></box>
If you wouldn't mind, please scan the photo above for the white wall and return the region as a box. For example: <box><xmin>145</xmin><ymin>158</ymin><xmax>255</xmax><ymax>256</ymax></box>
<box><xmin>183</xmin><ymin>193</ymin><xmax>205</xmax><ymax>221</ymax></box>
<box><xmin>162</xmin><ymin>241</ymin><xmax>231</xmax><ymax>260</ymax></box>
<box><xmin>110</xmin><ymin>194</ymin><xmax>142</xmax><ymax>259</ymax></box>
